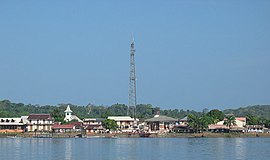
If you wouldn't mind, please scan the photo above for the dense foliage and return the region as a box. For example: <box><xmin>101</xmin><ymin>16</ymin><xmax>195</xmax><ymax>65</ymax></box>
<box><xmin>0</xmin><ymin>100</ymin><xmax>198</xmax><ymax>119</ymax></box>
<box><xmin>102</xmin><ymin>119</ymin><xmax>118</xmax><ymax>131</ymax></box>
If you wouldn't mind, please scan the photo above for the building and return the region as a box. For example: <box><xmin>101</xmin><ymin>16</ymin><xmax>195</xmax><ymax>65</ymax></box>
<box><xmin>27</xmin><ymin>114</ymin><xmax>54</xmax><ymax>132</ymax></box>
<box><xmin>83</xmin><ymin>118</ymin><xmax>104</xmax><ymax>133</ymax></box>
<box><xmin>145</xmin><ymin>115</ymin><xmax>177</xmax><ymax>133</ymax></box>
<box><xmin>178</xmin><ymin>116</ymin><xmax>188</xmax><ymax>125</ymax></box>
<box><xmin>246</xmin><ymin>125</ymin><xmax>268</xmax><ymax>133</ymax></box>
<box><xmin>217</xmin><ymin>117</ymin><xmax>246</xmax><ymax>128</ymax></box>
<box><xmin>0</xmin><ymin>117</ymin><xmax>26</xmax><ymax>133</ymax></box>
<box><xmin>52</xmin><ymin>124</ymin><xmax>76</xmax><ymax>133</ymax></box>
<box><xmin>84</xmin><ymin>124</ymin><xmax>104</xmax><ymax>134</ymax></box>
<box><xmin>208</xmin><ymin>124</ymin><xmax>230</xmax><ymax>133</ymax></box>
<box><xmin>107</xmin><ymin>116</ymin><xmax>138</xmax><ymax>131</ymax></box>
<box><xmin>83</xmin><ymin>118</ymin><xmax>104</xmax><ymax>125</ymax></box>
<box><xmin>52</xmin><ymin>122</ymin><xmax>83</xmax><ymax>133</ymax></box>
<box><xmin>64</xmin><ymin>105</ymin><xmax>82</xmax><ymax>122</ymax></box>
<box><xmin>214</xmin><ymin>117</ymin><xmax>246</xmax><ymax>132</ymax></box>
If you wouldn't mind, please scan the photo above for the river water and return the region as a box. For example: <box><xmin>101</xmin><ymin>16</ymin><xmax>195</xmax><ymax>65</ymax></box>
<box><xmin>1</xmin><ymin>137</ymin><xmax>269</xmax><ymax>160</ymax></box>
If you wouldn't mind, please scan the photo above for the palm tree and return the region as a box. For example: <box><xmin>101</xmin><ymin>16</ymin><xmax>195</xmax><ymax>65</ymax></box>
<box><xmin>188</xmin><ymin>114</ymin><xmax>200</xmax><ymax>133</ymax></box>
<box><xmin>188</xmin><ymin>114</ymin><xmax>211</xmax><ymax>133</ymax></box>
<box><xmin>223</xmin><ymin>115</ymin><xmax>236</xmax><ymax>128</ymax></box>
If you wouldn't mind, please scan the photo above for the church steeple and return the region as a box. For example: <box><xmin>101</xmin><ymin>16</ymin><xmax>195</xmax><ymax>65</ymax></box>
<box><xmin>64</xmin><ymin>105</ymin><xmax>72</xmax><ymax>121</ymax></box>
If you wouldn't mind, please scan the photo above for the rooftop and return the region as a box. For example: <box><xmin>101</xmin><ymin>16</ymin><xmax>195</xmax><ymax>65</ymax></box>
<box><xmin>0</xmin><ymin>118</ymin><xmax>23</xmax><ymax>125</ymax></box>
<box><xmin>145</xmin><ymin>115</ymin><xmax>177</xmax><ymax>122</ymax></box>
<box><xmin>52</xmin><ymin>124</ymin><xmax>74</xmax><ymax>129</ymax></box>
<box><xmin>28</xmin><ymin>114</ymin><xmax>53</xmax><ymax>120</ymax></box>
<box><xmin>108</xmin><ymin>116</ymin><xmax>136</xmax><ymax>121</ymax></box>
<box><xmin>64</xmin><ymin>105</ymin><xmax>73</xmax><ymax>113</ymax></box>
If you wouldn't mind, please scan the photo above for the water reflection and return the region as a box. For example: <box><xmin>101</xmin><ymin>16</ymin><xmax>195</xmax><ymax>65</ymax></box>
<box><xmin>234</xmin><ymin>138</ymin><xmax>246</xmax><ymax>160</ymax></box>
<box><xmin>65</xmin><ymin>139</ymin><xmax>72</xmax><ymax>160</ymax></box>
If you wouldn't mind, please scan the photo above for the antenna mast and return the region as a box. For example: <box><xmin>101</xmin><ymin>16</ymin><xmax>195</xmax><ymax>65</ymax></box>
<box><xmin>128</xmin><ymin>35</ymin><xmax>137</xmax><ymax>118</ymax></box>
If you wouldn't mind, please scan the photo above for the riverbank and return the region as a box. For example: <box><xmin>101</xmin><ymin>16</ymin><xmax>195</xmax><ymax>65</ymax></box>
<box><xmin>1</xmin><ymin>132</ymin><xmax>270</xmax><ymax>138</ymax></box>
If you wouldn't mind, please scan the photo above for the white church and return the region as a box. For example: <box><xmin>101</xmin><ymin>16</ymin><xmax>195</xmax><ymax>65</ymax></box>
<box><xmin>64</xmin><ymin>105</ymin><xmax>82</xmax><ymax>122</ymax></box>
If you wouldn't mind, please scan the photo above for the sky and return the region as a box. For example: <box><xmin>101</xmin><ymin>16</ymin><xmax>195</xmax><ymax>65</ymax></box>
<box><xmin>0</xmin><ymin>0</ymin><xmax>269</xmax><ymax>111</ymax></box>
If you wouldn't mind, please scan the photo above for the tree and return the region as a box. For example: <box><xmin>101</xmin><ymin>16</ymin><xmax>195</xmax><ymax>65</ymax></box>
<box><xmin>199</xmin><ymin>115</ymin><xmax>213</xmax><ymax>132</ymax></box>
<box><xmin>51</xmin><ymin>108</ymin><xmax>64</xmax><ymax>123</ymax></box>
<box><xmin>223</xmin><ymin>115</ymin><xmax>236</xmax><ymax>128</ymax></box>
<box><xmin>188</xmin><ymin>114</ymin><xmax>201</xmax><ymax>133</ymax></box>
<box><xmin>207</xmin><ymin>109</ymin><xmax>224</xmax><ymax>123</ymax></box>
<box><xmin>102</xmin><ymin>119</ymin><xmax>118</xmax><ymax>131</ymax></box>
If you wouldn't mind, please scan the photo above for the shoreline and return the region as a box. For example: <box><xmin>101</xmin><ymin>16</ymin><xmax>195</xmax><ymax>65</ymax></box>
<box><xmin>1</xmin><ymin>132</ymin><xmax>270</xmax><ymax>138</ymax></box>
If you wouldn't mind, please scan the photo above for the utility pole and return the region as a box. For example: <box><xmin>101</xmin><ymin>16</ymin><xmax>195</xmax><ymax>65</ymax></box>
<box><xmin>128</xmin><ymin>36</ymin><xmax>137</xmax><ymax>119</ymax></box>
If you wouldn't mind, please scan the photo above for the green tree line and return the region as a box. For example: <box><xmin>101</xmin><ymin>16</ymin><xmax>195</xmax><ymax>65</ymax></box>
<box><xmin>0</xmin><ymin>100</ymin><xmax>198</xmax><ymax>119</ymax></box>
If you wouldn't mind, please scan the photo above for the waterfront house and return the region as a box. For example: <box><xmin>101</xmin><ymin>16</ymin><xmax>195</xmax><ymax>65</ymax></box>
<box><xmin>173</xmin><ymin>124</ymin><xmax>191</xmax><ymax>133</ymax></box>
<box><xmin>27</xmin><ymin>114</ymin><xmax>54</xmax><ymax>132</ymax></box>
<box><xmin>0</xmin><ymin>117</ymin><xmax>27</xmax><ymax>133</ymax></box>
<box><xmin>52</xmin><ymin>124</ymin><xmax>75</xmax><ymax>133</ymax></box>
<box><xmin>178</xmin><ymin>116</ymin><xmax>188</xmax><ymax>125</ymax></box>
<box><xmin>83</xmin><ymin>118</ymin><xmax>105</xmax><ymax>134</ymax></box>
<box><xmin>83</xmin><ymin>118</ymin><xmax>104</xmax><ymax>125</ymax></box>
<box><xmin>84</xmin><ymin>124</ymin><xmax>104</xmax><ymax>134</ymax></box>
<box><xmin>52</xmin><ymin>122</ymin><xmax>83</xmax><ymax>133</ymax></box>
<box><xmin>145</xmin><ymin>115</ymin><xmax>177</xmax><ymax>133</ymax></box>
<box><xmin>246</xmin><ymin>125</ymin><xmax>268</xmax><ymax>133</ymax></box>
<box><xmin>107</xmin><ymin>116</ymin><xmax>138</xmax><ymax>131</ymax></box>
<box><xmin>208</xmin><ymin>124</ymin><xmax>230</xmax><ymax>133</ymax></box>
<box><xmin>217</xmin><ymin>117</ymin><xmax>246</xmax><ymax>128</ymax></box>
<box><xmin>214</xmin><ymin>117</ymin><xmax>246</xmax><ymax>132</ymax></box>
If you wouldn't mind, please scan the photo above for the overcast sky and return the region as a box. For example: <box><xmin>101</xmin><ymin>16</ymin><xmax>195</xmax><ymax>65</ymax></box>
<box><xmin>0</xmin><ymin>1</ymin><xmax>269</xmax><ymax>111</ymax></box>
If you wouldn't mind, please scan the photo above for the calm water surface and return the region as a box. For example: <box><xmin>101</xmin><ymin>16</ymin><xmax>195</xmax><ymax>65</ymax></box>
<box><xmin>1</xmin><ymin>137</ymin><xmax>270</xmax><ymax>160</ymax></box>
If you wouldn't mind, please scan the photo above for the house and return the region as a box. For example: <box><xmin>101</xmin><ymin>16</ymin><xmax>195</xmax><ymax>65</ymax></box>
<box><xmin>0</xmin><ymin>117</ymin><xmax>27</xmax><ymax>133</ymax></box>
<box><xmin>217</xmin><ymin>117</ymin><xmax>246</xmax><ymax>128</ymax></box>
<box><xmin>145</xmin><ymin>115</ymin><xmax>177</xmax><ymax>133</ymax></box>
<box><xmin>214</xmin><ymin>117</ymin><xmax>246</xmax><ymax>132</ymax></box>
<box><xmin>82</xmin><ymin>118</ymin><xmax>105</xmax><ymax>133</ymax></box>
<box><xmin>173</xmin><ymin>124</ymin><xmax>191</xmax><ymax>133</ymax></box>
<box><xmin>52</xmin><ymin>124</ymin><xmax>75</xmax><ymax>133</ymax></box>
<box><xmin>27</xmin><ymin>114</ymin><xmax>54</xmax><ymax>132</ymax></box>
<box><xmin>83</xmin><ymin>118</ymin><xmax>104</xmax><ymax>125</ymax></box>
<box><xmin>107</xmin><ymin>116</ymin><xmax>138</xmax><ymax>131</ymax></box>
<box><xmin>84</xmin><ymin>124</ymin><xmax>104</xmax><ymax>134</ymax></box>
<box><xmin>64</xmin><ymin>105</ymin><xmax>82</xmax><ymax>122</ymax></box>
<box><xmin>246</xmin><ymin>125</ymin><xmax>268</xmax><ymax>133</ymax></box>
<box><xmin>208</xmin><ymin>124</ymin><xmax>230</xmax><ymax>133</ymax></box>
<box><xmin>178</xmin><ymin>116</ymin><xmax>188</xmax><ymax>125</ymax></box>
<box><xmin>52</xmin><ymin>122</ymin><xmax>83</xmax><ymax>133</ymax></box>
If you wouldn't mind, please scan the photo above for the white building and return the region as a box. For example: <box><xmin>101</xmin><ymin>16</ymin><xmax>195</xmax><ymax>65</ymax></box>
<box><xmin>107</xmin><ymin>116</ymin><xmax>138</xmax><ymax>131</ymax></box>
<box><xmin>0</xmin><ymin>117</ymin><xmax>27</xmax><ymax>133</ymax></box>
<box><xmin>64</xmin><ymin>105</ymin><xmax>82</xmax><ymax>122</ymax></box>
<box><xmin>27</xmin><ymin>114</ymin><xmax>54</xmax><ymax>132</ymax></box>
<box><xmin>217</xmin><ymin>117</ymin><xmax>246</xmax><ymax>128</ymax></box>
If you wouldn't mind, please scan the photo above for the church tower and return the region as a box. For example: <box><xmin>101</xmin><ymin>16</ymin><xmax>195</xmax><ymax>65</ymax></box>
<box><xmin>64</xmin><ymin>105</ymin><xmax>73</xmax><ymax>122</ymax></box>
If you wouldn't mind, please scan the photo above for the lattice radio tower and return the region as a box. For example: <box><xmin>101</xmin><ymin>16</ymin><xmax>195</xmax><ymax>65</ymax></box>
<box><xmin>128</xmin><ymin>36</ymin><xmax>137</xmax><ymax>118</ymax></box>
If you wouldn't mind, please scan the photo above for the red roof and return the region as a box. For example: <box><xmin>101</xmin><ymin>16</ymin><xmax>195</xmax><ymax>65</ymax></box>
<box><xmin>85</xmin><ymin>124</ymin><xmax>102</xmax><ymax>130</ymax></box>
<box><xmin>69</xmin><ymin>122</ymin><xmax>83</xmax><ymax>127</ymax></box>
<box><xmin>236</xmin><ymin>117</ymin><xmax>246</xmax><ymax>122</ymax></box>
<box><xmin>28</xmin><ymin>114</ymin><xmax>53</xmax><ymax>120</ymax></box>
<box><xmin>52</xmin><ymin>124</ymin><xmax>74</xmax><ymax>129</ymax></box>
